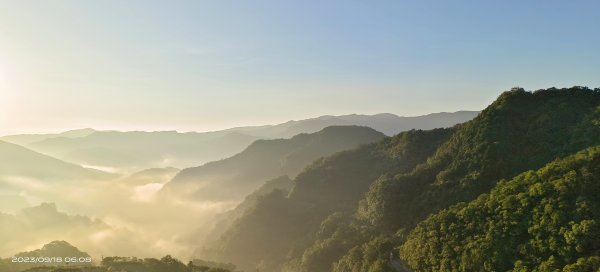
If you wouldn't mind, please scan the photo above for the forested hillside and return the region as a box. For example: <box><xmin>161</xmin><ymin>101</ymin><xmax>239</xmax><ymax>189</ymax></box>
<box><xmin>359</xmin><ymin>87</ymin><xmax>600</xmax><ymax>231</ymax></box>
<box><xmin>206</xmin><ymin>87</ymin><xmax>600</xmax><ymax>272</ymax></box>
<box><xmin>400</xmin><ymin>146</ymin><xmax>600</xmax><ymax>271</ymax></box>
<box><xmin>204</xmin><ymin>128</ymin><xmax>454</xmax><ymax>271</ymax></box>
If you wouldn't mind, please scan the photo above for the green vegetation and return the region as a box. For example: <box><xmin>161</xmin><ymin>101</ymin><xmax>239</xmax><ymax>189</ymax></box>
<box><xmin>3</xmin><ymin>87</ymin><xmax>598</xmax><ymax>272</ymax></box>
<box><xmin>208</xmin><ymin>87</ymin><xmax>600</xmax><ymax>272</ymax></box>
<box><xmin>400</xmin><ymin>146</ymin><xmax>600</xmax><ymax>271</ymax></box>
<box><xmin>200</xmin><ymin>176</ymin><xmax>294</xmax><ymax>246</ymax></box>
<box><xmin>359</xmin><ymin>87</ymin><xmax>600</xmax><ymax>231</ymax></box>
<box><xmin>206</xmin><ymin>127</ymin><xmax>453</xmax><ymax>271</ymax></box>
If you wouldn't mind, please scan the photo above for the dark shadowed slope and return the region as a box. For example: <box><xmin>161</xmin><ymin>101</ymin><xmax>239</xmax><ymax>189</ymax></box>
<box><xmin>162</xmin><ymin>126</ymin><xmax>386</xmax><ymax>202</ymax></box>
<box><xmin>204</xmin><ymin>128</ymin><xmax>453</xmax><ymax>271</ymax></box>
<box><xmin>207</xmin><ymin>87</ymin><xmax>600</xmax><ymax>272</ymax></box>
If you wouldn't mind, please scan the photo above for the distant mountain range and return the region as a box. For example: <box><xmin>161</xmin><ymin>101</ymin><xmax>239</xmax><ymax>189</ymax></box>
<box><xmin>0</xmin><ymin>111</ymin><xmax>478</xmax><ymax>173</ymax></box>
<box><xmin>0</xmin><ymin>140</ymin><xmax>114</xmax><ymax>183</ymax></box>
<box><xmin>223</xmin><ymin>111</ymin><xmax>479</xmax><ymax>138</ymax></box>
<box><xmin>22</xmin><ymin>130</ymin><xmax>261</xmax><ymax>173</ymax></box>
<box><xmin>161</xmin><ymin>126</ymin><xmax>386</xmax><ymax>202</ymax></box>
<box><xmin>0</xmin><ymin>128</ymin><xmax>96</xmax><ymax>146</ymax></box>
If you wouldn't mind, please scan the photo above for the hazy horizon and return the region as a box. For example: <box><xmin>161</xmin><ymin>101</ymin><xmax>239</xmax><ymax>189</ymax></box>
<box><xmin>2</xmin><ymin>1</ymin><xmax>600</xmax><ymax>136</ymax></box>
<box><xmin>2</xmin><ymin>2</ymin><xmax>600</xmax><ymax>271</ymax></box>
<box><xmin>0</xmin><ymin>110</ymin><xmax>481</xmax><ymax>136</ymax></box>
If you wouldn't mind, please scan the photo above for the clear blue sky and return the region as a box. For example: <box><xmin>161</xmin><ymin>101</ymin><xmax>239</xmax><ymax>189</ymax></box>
<box><xmin>1</xmin><ymin>0</ymin><xmax>599</xmax><ymax>134</ymax></box>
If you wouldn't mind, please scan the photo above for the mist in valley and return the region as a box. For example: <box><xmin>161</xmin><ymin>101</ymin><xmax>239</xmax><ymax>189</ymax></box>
<box><xmin>2</xmin><ymin>1</ymin><xmax>600</xmax><ymax>271</ymax></box>
<box><xmin>0</xmin><ymin>113</ymin><xmax>476</xmax><ymax>269</ymax></box>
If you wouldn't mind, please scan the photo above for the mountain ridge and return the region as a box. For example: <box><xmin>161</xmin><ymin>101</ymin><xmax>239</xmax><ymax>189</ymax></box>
<box><xmin>161</xmin><ymin>126</ymin><xmax>387</xmax><ymax>202</ymax></box>
<box><xmin>1</xmin><ymin>112</ymin><xmax>477</xmax><ymax>174</ymax></box>
<box><xmin>0</xmin><ymin>140</ymin><xmax>115</xmax><ymax>183</ymax></box>
<box><xmin>204</xmin><ymin>87</ymin><xmax>600</xmax><ymax>272</ymax></box>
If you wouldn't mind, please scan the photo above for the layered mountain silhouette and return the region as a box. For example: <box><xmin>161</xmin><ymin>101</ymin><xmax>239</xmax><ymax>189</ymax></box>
<box><xmin>3</xmin><ymin>87</ymin><xmax>598</xmax><ymax>272</ymax></box>
<box><xmin>22</xmin><ymin>130</ymin><xmax>261</xmax><ymax>172</ymax></box>
<box><xmin>220</xmin><ymin>111</ymin><xmax>478</xmax><ymax>138</ymax></box>
<box><xmin>1</xmin><ymin>112</ymin><xmax>477</xmax><ymax>174</ymax></box>
<box><xmin>161</xmin><ymin>126</ymin><xmax>386</xmax><ymax>202</ymax></box>
<box><xmin>203</xmin><ymin>87</ymin><xmax>600</xmax><ymax>272</ymax></box>
<box><xmin>0</xmin><ymin>140</ymin><xmax>114</xmax><ymax>183</ymax></box>
<box><xmin>201</xmin><ymin>127</ymin><xmax>453</xmax><ymax>271</ymax></box>
<box><xmin>0</xmin><ymin>128</ymin><xmax>95</xmax><ymax>146</ymax></box>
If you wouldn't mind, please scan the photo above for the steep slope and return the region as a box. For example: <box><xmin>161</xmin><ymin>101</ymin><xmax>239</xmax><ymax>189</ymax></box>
<box><xmin>359</xmin><ymin>87</ymin><xmax>600</xmax><ymax>231</ymax></box>
<box><xmin>205</xmin><ymin>128</ymin><xmax>453</xmax><ymax>271</ymax></box>
<box><xmin>334</xmin><ymin>87</ymin><xmax>600</xmax><ymax>272</ymax></box>
<box><xmin>328</xmin><ymin>87</ymin><xmax>600</xmax><ymax>271</ymax></box>
<box><xmin>209</xmin><ymin>87</ymin><xmax>600</xmax><ymax>272</ymax></box>
<box><xmin>221</xmin><ymin>176</ymin><xmax>294</xmax><ymax>224</ymax></box>
<box><xmin>400</xmin><ymin>146</ymin><xmax>600</xmax><ymax>272</ymax></box>
<box><xmin>193</xmin><ymin>176</ymin><xmax>294</xmax><ymax>249</ymax></box>
<box><xmin>28</xmin><ymin>130</ymin><xmax>260</xmax><ymax>172</ymax></box>
<box><xmin>162</xmin><ymin>126</ymin><xmax>386</xmax><ymax>202</ymax></box>
<box><xmin>0</xmin><ymin>140</ymin><xmax>114</xmax><ymax>183</ymax></box>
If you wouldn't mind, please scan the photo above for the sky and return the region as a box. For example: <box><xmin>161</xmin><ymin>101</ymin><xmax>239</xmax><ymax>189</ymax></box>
<box><xmin>1</xmin><ymin>0</ymin><xmax>599</xmax><ymax>135</ymax></box>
